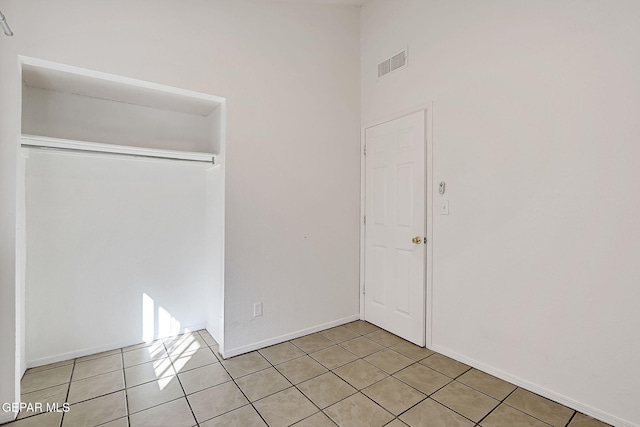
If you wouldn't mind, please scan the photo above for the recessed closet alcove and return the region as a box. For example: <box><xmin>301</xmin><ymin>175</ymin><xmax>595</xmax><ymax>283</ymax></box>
<box><xmin>17</xmin><ymin>57</ymin><xmax>226</xmax><ymax>370</ymax></box>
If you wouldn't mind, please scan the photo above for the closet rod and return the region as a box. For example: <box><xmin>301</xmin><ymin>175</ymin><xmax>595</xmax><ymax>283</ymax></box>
<box><xmin>21</xmin><ymin>143</ymin><xmax>215</xmax><ymax>164</ymax></box>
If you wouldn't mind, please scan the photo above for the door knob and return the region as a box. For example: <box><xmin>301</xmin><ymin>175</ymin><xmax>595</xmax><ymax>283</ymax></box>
<box><xmin>412</xmin><ymin>236</ymin><xmax>422</xmax><ymax>244</ymax></box>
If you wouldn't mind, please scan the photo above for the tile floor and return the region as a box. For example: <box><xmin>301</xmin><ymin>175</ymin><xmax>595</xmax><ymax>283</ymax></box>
<box><xmin>4</xmin><ymin>321</ymin><xmax>611</xmax><ymax>427</ymax></box>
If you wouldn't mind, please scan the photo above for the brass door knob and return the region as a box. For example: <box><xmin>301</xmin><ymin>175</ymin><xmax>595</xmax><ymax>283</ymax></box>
<box><xmin>412</xmin><ymin>236</ymin><xmax>422</xmax><ymax>244</ymax></box>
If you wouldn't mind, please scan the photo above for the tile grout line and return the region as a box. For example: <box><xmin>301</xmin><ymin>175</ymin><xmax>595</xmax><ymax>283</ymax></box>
<box><xmin>172</xmin><ymin>331</ymin><xmax>246</xmax><ymax>424</ymax></box>
<box><xmin>496</xmin><ymin>393</ymin><xmax>566</xmax><ymax>427</ymax></box>
<box><xmin>58</xmin><ymin>358</ymin><xmax>76</xmax><ymax>427</ymax></box>
<box><xmin>165</xmin><ymin>334</ymin><xmax>200</xmax><ymax>427</ymax></box>
<box><xmin>275</xmin><ymin>351</ymin><xmax>328</xmax><ymax>426</ymax></box>
<box><xmin>394</xmin><ymin>360</ymin><xmax>508</xmax><ymax>425</ymax></box>
<box><xmin>121</xmin><ymin>333</ymin><xmax>217</xmax><ymax>423</ymax></box>
<box><xmin>62</xmin><ymin>338</ymin><xmax>199</xmax><ymax>424</ymax></box>
<box><xmin>389</xmin><ymin>358</ymin><xmax>454</xmax><ymax>422</ymax></box>
<box><xmin>432</xmin><ymin>378</ymin><xmax>498</xmax><ymax>426</ymax></box>
<box><xmin>357</xmin><ymin>358</ymin><xmax>435</xmax><ymax>425</ymax></box>
<box><xmin>307</xmin><ymin>325</ymin><xmax>487</xmax><ymax>426</ymax></box>
<box><xmin>565</xmin><ymin>411</ymin><xmax>578</xmax><ymax>427</ymax></box>
<box><xmin>293</xmin><ymin>324</ymin><xmax>398</xmax><ymax>424</ymax></box>
<box><xmin>287</xmin><ymin>325</ymin><xmax>404</xmax><ymax>425</ymax></box>
<box><xmin>471</xmin><ymin>381</ymin><xmax>520</xmax><ymax>427</ymax></box>
<box><xmin>475</xmin><ymin>385</ymin><xmax>578</xmax><ymax>427</ymax></box>
<box><xmin>223</xmin><ymin>331</ymin><xmax>363</xmax><ymax>425</ymax></box>
<box><xmin>200</xmin><ymin>337</ymin><xmax>272</xmax><ymax>426</ymax></box>
<box><xmin>504</xmin><ymin>388</ymin><xmax>578</xmax><ymax>427</ymax></box>
<box><xmin>120</xmin><ymin>347</ymin><xmax>130</xmax><ymax>427</ymax></box>
<box><xmin>57</xmin><ymin>346</ymin><xmax>127</xmax><ymax>427</ymax></box>
<box><xmin>291</xmin><ymin>338</ymin><xmax>397</xmax><ymax>425</ymax></box>
<box><xmin>264</xmin><ymin>333</ymin><xmax>371</xmax><ymax>426</ymax></box>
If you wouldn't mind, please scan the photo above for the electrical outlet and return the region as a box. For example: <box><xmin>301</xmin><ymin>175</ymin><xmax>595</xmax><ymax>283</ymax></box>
<box><xmin>253</xmin><ymin>302</ymin><xmax>263</xmax><ymax>317</ymax></box>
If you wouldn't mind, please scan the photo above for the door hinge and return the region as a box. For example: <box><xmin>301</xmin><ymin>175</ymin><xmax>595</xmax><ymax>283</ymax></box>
<box><xmin>364</xmin><ymin>215</ymin><xmax>366</xmax><ymax>225</ymax></box>
<box><xmin>363</xmin><ymin>283</ymin><xmax>366</xmax><ymax>294</ymax></box>
<box><xmin>363</xmin><ymin>145</ymin><xmax>366</xmax><ymax>156</ymax></box>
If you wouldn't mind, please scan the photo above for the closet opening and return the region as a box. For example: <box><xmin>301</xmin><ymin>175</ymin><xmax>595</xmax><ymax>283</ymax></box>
<box><xmin>15</xmin><ymin>57</ymin><xmax>227</xmax><ymax>386</ymax></box>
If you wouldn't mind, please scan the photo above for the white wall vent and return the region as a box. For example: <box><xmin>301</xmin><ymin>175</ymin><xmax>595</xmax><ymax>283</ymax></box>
<box><xmin>378</xmin><ymin>48</ymin><xmax>408</xmax><ymax>79</ymax></box>
<box><xmin>378</xmin><ymin>59</ymin><xmax>391</xmax><ymax>78</ymax></box>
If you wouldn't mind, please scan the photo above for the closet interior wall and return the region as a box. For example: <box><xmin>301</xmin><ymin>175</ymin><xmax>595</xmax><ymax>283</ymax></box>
<box><xmin>19</xmin><ymin>59</ymin><xmax>226</xmax><ymax>369</ymax></box>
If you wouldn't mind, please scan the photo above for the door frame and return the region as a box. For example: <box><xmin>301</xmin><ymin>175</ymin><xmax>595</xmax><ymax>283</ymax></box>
<box><xmin>359</xmin><ymin>103</ymin><xmax>434</xmax><ymax>349</ymax></box>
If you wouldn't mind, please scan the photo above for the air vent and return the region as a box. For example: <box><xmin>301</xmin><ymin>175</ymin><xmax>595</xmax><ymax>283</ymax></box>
<box><xmin>378</xmin><ymin>59</ymin><xmax>391</xmax><ymax>78</ymax></box>
<box><xmin>377</xmin><ymin>48</ymin><xmax>408</xmax><ymax>79</ymax></box>
<box><xmin>390</xmin><ymin>51</ymin><xmax>406</xmax><ymax>71</ymax></box>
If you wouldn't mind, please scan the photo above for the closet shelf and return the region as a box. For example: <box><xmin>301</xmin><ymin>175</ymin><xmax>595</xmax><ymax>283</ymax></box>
<box><xmin>21</xmin><ymin>134</ymin><xmax>217</xmax><ymax>164</ymax></box>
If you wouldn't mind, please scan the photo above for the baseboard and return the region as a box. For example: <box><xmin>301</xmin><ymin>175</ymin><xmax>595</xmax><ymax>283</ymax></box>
<box><xmin>222</xmin><ymin>314</ymin><xmax>360</xmax><ymax>359</ymax></box>
<box><xmin>430</xmin><ymin>344</ymin><xmax>637</xmax><ymax>427</ymax></box>
<box><xmin>25</xmin><ymin>323</ymin><xmax>205</xmax><ymax>369</ymax></box>
<box><xmin>26</xmin><ymin>343</ymin><xmax>126</xmax><ymax>369</ymax></box>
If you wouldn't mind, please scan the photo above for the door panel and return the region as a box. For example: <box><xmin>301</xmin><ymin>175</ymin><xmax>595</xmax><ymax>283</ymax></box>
<box><xmin>364</xmin><ymin>111</ymin><xmax>426</xmax><ymax>346</ymax></box>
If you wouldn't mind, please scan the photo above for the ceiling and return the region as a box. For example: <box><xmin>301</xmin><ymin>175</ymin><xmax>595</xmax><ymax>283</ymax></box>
<box><xmin>267</xmin><ymin>0</ymin><xmax>367</xmax><ymax>5</ymax></box>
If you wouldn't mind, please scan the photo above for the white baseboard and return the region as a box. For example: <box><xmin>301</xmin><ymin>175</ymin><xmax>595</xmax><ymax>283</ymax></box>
<box><xmin>430</xmin><ymin>344</ymin><xmax>637</xmax><ymax>427</ymax></box>
<box><xmin>25</xmin><ymin>323</ymin><xmax>205</xmax><ymax>369</ymax></box>
<box><xmin>222</xmin><ymin>314</ymin><xmax>360</xmax><ymax>359</ymax></box>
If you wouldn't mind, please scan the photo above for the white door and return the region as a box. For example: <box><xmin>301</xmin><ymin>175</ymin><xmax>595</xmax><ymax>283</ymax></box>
<box><xmin>364</xmin><ymin>111</ymin><xmax>426</xmax><ymax>346</ymax></box>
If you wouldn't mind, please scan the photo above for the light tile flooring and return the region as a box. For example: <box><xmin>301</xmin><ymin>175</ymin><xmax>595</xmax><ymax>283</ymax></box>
<box><xmin>4</xmin><ymin>321</ymin><xmax>611</xmax><ymax>427</ymax></box>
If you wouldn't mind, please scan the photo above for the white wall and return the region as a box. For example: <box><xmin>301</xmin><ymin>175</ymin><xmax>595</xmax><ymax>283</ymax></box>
<box><xmin>205</xmin><ymin>163</ymin><xmax>225</xmax><ymax>344</ymax></box>
<box><xmin>361</xmin><ymin>1</ymin><xmax>640</xmax><ymax>426</ymax></box>
<box><xmin>0</xmin><ymin>13</ymin><xmax>21</xmax><ymax>422</ymax></box>
<box><xmin>25</xmin><ymin>150</ymin><xmax>211</xmax><ymax>365</ymax></box>
<box><xmin>0</xmin><ymin>0</ymin><xmax>360</xmax><ymax>418</ymax></box>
